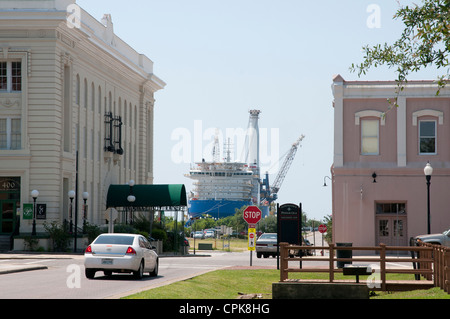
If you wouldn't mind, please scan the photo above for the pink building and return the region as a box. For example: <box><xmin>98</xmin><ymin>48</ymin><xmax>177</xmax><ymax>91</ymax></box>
<box><xmin>331</xmin><ymin>75</ymin><xmax>450</xmax><ymax>249</ymax></box>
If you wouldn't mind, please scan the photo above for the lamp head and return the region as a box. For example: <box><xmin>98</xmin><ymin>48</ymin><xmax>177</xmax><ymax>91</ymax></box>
<box><xmin>424</xmin><ymin>162</ymin><xmax>433</xmax><ymax>176</ymax></box>
<box><xmin>68</xmin><ymin>190</ymin><xmax>76</xmax><ymax>199</ymax></box>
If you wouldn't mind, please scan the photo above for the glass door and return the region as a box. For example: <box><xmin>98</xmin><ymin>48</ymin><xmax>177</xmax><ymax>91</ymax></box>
<box><xmin>0</xmin><ymin>201</ymin><xmax>16</xmax><ymax>234</ymax></box>
<box><xmin>375</xmin><ymin>216</ymin><xmax>407</xmax><ymax>247</ymax></box>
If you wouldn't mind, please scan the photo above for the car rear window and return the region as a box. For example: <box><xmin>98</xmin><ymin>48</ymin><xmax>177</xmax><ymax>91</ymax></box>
<box><xmin>94</xmin><ymin>235</ymin><xmax>135</xmax><ymax>245</ymax></box>
<box><xmin>260</xmin><ymin>234</ymin><xmax>277</xmax><ymax>240</ymax></box>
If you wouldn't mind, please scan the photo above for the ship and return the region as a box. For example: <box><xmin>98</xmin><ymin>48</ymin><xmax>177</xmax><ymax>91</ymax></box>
<box><xmin>186</xmin><ymin>161</ymin><xmax>257</xmax><ymax>219</ymax></box>
<box><xmin>186</xmin><ymin>110</ymin><xmax>262</xmax><ymax>219</ymax></box>
<box><xmin>186</xmin><ymin>109</ymin><xmax>304</xmax><ymax>220</ymax></box>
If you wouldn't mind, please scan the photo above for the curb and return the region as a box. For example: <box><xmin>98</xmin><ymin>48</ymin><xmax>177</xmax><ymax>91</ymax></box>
<box><xmin>0</xmin><ymin>265</ymin><xmax>48</xmax><ymax>275</ymax></box>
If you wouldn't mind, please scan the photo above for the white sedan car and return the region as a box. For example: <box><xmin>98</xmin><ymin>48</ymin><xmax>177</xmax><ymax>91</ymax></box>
<box><xmin>84</xmin><ymin>233</ymin><xmax>158</xmax><ymax>279</ymax></box>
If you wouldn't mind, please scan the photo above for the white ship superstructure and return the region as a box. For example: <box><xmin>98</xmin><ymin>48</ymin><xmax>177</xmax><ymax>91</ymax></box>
<box><xmin>188</xmin><ymin>161</ymin><xmax>255</xmax><ymax>202</ymax></box>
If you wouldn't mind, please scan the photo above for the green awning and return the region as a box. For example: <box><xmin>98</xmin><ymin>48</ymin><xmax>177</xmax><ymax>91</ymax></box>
<box><xmin>106</xmin><ymin>184</ymin><xmax>187</xmax><ymax>209</ymax></box>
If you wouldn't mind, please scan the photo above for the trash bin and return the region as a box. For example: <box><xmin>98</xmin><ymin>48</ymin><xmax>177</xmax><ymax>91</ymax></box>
<box><xmin>336</xmin><ymin>243</ymin><xmax>352</xmax><ymax>268</ymax></box>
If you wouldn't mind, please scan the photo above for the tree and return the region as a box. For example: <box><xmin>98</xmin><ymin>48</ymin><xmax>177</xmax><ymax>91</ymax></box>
<box><xmin>351</xmin><ymin>0</ymin><xmax>450</xmax><ymax>104</ymax></box>
<box><xmin>323</xmin><ymin>215</ymin><xmax>332</xmax><ymax>244</ymax></box>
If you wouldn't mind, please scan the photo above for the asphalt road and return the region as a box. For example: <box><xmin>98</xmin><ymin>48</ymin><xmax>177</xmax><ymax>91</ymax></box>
<box><xmin>0</xmin><ymin>251</ymin><xmax>283</xmax><ymax>299</ymax></box>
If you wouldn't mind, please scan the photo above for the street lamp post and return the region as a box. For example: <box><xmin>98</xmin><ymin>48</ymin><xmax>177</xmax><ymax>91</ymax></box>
<box><xmin>31</xmin><ymin>190</ymin><xmax>39</xmax><ymax>236</ymax></box>
<box><xmin>68</xmin><ymin>191</ymin><xmax>75</xmax><ymax>233</ymax></box>
<box><xmin>127</xmin><ymin>180</ymin><xmax>136</xmax><ymax>224</ymax></box>
<box><xmin>82</xmin><ymin>192</ymin><xmax>89</xmax><ymax>234</ymax></box>
<box><xmin>424</xmin><ymin>162</ymin><xmax>433</xmax><ymax>234</ymax></box>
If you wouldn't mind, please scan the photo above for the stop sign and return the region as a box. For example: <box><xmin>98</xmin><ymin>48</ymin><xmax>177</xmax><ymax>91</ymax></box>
<box><xmin>243</xmin><ymin>206</ymin><xmax>262</xmax><ymax>225</ymax></box>
<box><xmin>318</xmin><ymin>224</ymin><xmax>327</xmax><ymax>234</ymax></box>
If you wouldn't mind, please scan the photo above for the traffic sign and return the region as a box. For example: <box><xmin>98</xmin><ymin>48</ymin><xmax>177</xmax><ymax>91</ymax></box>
<box><xmin>248</xmin><ymin>228</ymin><xmax>256</xmax><ymax>251</ymax></box>
<box><xmin>318</xmin><ymin>224</ymin><xmax>327</xmax><ymax>234</ymax></box>
<box><xmin>243</xmin><ymin>206</ymin><xmax>262</xmax><ymax>225</ymax></box>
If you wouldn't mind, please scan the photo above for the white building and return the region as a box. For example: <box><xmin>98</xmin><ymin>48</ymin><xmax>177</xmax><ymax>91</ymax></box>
<box><xmin>0</xmin><ymin>0</ymin><xmax>165</xmax><ymax>240</ymax></box>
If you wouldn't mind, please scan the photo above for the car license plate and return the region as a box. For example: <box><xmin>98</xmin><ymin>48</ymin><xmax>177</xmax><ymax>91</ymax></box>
<box><xmin>102</xmin><ymin>259</ymin><xmax>113</xmax><ymax>265</ymax></box>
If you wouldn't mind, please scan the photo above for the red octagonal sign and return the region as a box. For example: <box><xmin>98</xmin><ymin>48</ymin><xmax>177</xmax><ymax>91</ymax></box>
<box><xmin>318</xmin><ymin>224</ymin><xmax>327</xmax><ymax>234</ymax></box>
<box><xmin>243</xmin><ymin>206</ymin><xmax>262</xmax><ymax>225</ymax></box>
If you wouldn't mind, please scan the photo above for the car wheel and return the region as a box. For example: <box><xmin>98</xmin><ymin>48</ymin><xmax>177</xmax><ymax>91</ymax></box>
<box><xmin>150</xmin><ymin>259</ymin><xmax>159</xmax><ymax>277</ymax></box>
<box><xmin>256</xmin><ymin>252</ymin><xmax>262</xmax><ymax>258</ymax></box>
<box><xmin>85</xmin><ymin>269</ymin><xmax>96</xmax><ymax>279</ymax></box>
<box><xmin>133</xmin><ymin>260</ymin><xmax>144</xmax><ymax>279</ymax></box>
<box><xmin>103</xmin><ymin>270</ymin><xmax>112</xmax><ymax>277</ymax></box>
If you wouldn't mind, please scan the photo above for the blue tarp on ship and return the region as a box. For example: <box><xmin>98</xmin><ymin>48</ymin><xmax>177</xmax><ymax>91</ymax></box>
<box><xmin>188</xmin><ymin>199</ymin><xmax>251</xmax><ymax>220</ymax></box>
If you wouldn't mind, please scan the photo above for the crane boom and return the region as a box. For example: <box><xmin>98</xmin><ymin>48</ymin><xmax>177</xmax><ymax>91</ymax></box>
<box><xmin>271</xmin><ymin>135</ymin><xmax>305</xmax><ymax>194</ymax></box>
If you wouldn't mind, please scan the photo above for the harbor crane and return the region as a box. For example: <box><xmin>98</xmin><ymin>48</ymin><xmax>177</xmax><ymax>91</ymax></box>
<box><xmin>260</xmin><ymin>135</ymin><xmax>305</xmax><ymax>204</ymax></box>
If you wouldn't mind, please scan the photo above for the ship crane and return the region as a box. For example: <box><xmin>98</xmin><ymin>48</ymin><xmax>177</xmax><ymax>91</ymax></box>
<box><xmin>260</xmin><ymin>135</ymin><xmax>305</xmax><ymax>204</ymax></box>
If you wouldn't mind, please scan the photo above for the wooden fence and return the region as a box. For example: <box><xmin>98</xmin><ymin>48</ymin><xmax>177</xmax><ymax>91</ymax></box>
<box><xmin>279</xmin><ymin>242</ymin><xmax>449</xmax><ymax>293</ymax></box>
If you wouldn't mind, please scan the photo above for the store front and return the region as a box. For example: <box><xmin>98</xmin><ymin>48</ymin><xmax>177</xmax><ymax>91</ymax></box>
<box><xmin>0</xmin><ymin>177</ymin><xmax>20</xmax><ymax>235</ymax></box>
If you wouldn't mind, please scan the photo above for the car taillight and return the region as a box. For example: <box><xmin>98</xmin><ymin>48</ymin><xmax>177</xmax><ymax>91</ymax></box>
<box><xmin>85</xmin><ymin>245</ymin><xmax>92</xmax><ymax>253</ymax></box>
<box><xmin>126</xmin><ymin>247</ymin><xmax>136</xmax><ymax>255</ymax></box>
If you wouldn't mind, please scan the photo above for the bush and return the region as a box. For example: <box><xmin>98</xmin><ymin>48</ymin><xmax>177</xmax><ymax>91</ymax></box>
<box><xmin>44</xmin><ymin>221</ymin><xmax>71</xmax><ymax>252</ymax></box>
<box><xmin>151</xmin><ymin>227</ymin><xmax>167</xmax><ymax>241</ymax></box>
<box><xmin>114</xmin><ymin>224</ymin><xmax>138</xmax><ymax>234</ymax></box>
<box><xmin>84</xmin><ymin>222</ymin><xmax>102</xmax><ymax>244</ymax></box>
<box><xmin>23</xmin><ymin>236</ymin><xmax>39</xmax><ymax>251</ymax></box>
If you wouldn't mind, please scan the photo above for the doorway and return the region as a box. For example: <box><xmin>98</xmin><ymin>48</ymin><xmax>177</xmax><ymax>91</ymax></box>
<box><xmin>375</xmin><ymin>203</ymin><xmax>408</xmax><ymax>247</ymax></box>
<box><xmin>0</xmin><ymin>177</ymin><xmax>21</xmax><ymax>235</ymax></box>
<box><xmin>0</xmin><ymin>201</ymin><xmax>16</xmax><ymax>234</ymax></box>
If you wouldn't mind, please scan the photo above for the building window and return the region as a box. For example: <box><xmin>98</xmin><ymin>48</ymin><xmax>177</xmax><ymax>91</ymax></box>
<box><xmin>104</xmin><ymin>112</ymin><xmax>123</xmax><ymax>155</ymax></box>
<box><xmin>0</xmin><ymin>62</ymin><xmax>22</xmax><ymax>92</ymax></box>
<box><xmin>0</xmin><ymin>118</ymin><xmax>21</xmax><ymax>150</ymax></box>
<box><xmin>376</xmin><ymin>203</ymin><xmax>406</xmax><ymax>214</ymax></box>
<box><xmin>361</xmin><ymin>119</ymin><xmax>379</xmax><ymax>155</ymax></box>
<box><xmin>419</xmin><ymin>120</ymin><xmax>436</xmax><ymax>154</ymax></box>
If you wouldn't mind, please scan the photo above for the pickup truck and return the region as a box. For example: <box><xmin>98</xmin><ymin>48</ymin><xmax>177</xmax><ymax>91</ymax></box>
<box><xmin>415</xmin><ymin>228</ymin><xmax>450</xmax><ymax>247</ymax></box>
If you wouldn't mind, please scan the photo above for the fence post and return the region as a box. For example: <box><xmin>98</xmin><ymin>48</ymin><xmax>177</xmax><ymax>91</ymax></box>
<box><xmin>280</xmin><ymin>242</ymin><xmax>289</xmax><ymax>282</ymax></box>
<box><xmin>435</xmin><ymin>245</ymin><xmax>441</xmax><ymax>289</ymax></box>
<box><xmin>380</xmin><ymin>244</ymin><xmax>386</xmax><ymax>292</ymax></box>
<box><xmin>445</xmin><ymin>248</ymin><xmax>450</xmax><ymax>294</ymax></box>
<box><xmin>329</xmin><ymin>243</ymin><xmax>334</xmax><ymax>283</ymax></box>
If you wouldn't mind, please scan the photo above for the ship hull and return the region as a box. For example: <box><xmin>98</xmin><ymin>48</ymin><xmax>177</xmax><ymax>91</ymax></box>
<box><xmin>189</xmin><ymin>199</ymin><xmax>251</xmax><ymax>219</ymax></box>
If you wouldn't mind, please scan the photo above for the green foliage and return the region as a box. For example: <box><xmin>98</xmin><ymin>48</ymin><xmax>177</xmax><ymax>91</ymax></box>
<box><xmin>23</xmin><ymin>236</ymin><xmax>39</xmax><ymax>251</ymax></box>
<box><xmin>151</xmin><ymin>227</ymin><xmax>167</xmax><ymax>241</ymax></box>
<box><xmin>113</xmin><ymin>223</ymin><xmax>139</xmax><ymax>234</ymax></box>
<box><xmin>44</xmin><ymin>221</ymin><xmax>71</xmax><ymax>252</ymax></box>
<box><xmin>323</xmin><ymin>215</ymin><xmax>332</xmax><ymax>244</ymax></box>
<box><xmin>351</xmin><ymin>0</ymin><xmax>450</xmax><ymax>103</ymax></box>
<box><xmin>84</xmin><ymin>222</ymin><xmax>102</xmax><ymax>244</ymax></box>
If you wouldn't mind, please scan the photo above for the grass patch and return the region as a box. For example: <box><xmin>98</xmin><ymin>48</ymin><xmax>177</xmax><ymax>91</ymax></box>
<box><xmin>123</xmin><ymin>269</ymin><xmax>450</xmax><ymax>299</ymax></box>
<box><xmin>124</xmin><ymin>269</ymin><xmax>279</xmax><ymax>299</ymax></box>
<box><xmin>371</xmin><ymin>287</ymin><xmax>450</xmax><ymax>299</ymax></box>
<box><xmin>190</xmin><ymin>237</ymin><xmax>248</xmax><ymax>252</ymax></box>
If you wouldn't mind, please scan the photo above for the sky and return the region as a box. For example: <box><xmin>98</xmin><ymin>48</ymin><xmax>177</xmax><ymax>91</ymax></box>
<box><xmin>76</xmin><ymin>0</ymin><xmax>440</xmax><ymax>221</ymax></box>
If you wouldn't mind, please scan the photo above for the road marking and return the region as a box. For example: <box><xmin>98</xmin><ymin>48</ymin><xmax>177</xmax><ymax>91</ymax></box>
<box><xmin>24</xmin><ymin>260</ymin><xmax>53</xmax><ymax>265</ymax></box>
